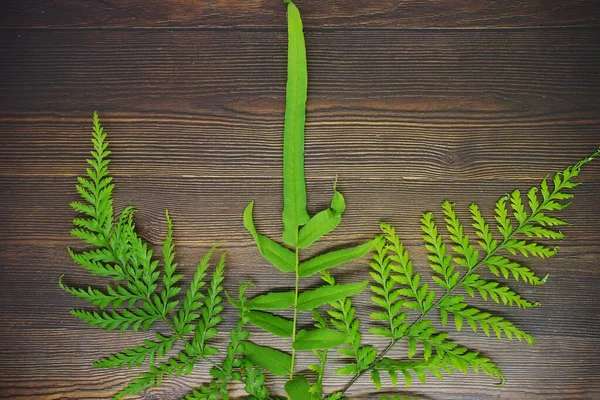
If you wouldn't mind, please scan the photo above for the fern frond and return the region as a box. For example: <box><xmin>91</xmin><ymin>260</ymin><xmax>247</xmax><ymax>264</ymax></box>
<box><xmin>71</xmin><ymin>111</ymin><xmax>114</xmax><ymax>242</ymax></box>
<box><xmin>376</xmin><ymin>355</ymin><xmax>454</xmax><ymax>387</ymax></box>
<box><xmin>484</xmin><ymin>255</ymin><xmax>546</xmax><ymax>285</ymax></box>
<box><xmin>442</xmin><ymin>201</ymin><xmax>479</xmax><ymax>270</ymax></box>
<box><xmin>192</xmin><ymin>252</ymin><xmax>226</xmax><ymax>357</ymax></box>
<box><xmin>381</xmin><ymin>223</ymin><xmax>436</xmax><ymax>313</ymax></box>
<box><xmin>114</xmin><ymin>352</ymin><xmax>196</xmax><ymax>400</ymax></box>
<box><xmin>156</xmin><ymin>210</ymin><xmax>183</xmax><ymax>316</ymax></box>
<box><xmin>462</xmin><ymin>273</ymin><xmax>539</xmax><ymax>309</ymax></box>
<box><xmin>71</xmin><ymin>308</ymin><xmax>160</xmax><ymax>332</ymax></box>
<box><xmin>369</xmin><ymin>236</ymin><xmax>409</xmax><ymax>340</ymax></box>
<box><xmin>64</xmin><ymin>114</ymin><xmax>236</xmax><ymax>399</ymax></box>
<box><xmin>174</xmin><ymin>245</ymin><xmax>218</xmax><ymax>336</ymax></box>
<box><xmin>322</xmin><ymin>272</ymin><xmax>376</xmax><ymax>376</ymax></box>
<box><xmin>405</xmin><ymin>323</ymin><xmax>504</xmax><ymax>382</ymax></box>
<box><xmin>67</xmin><ymin>247</ymin><xmax>126</xmax><ymax>279</ymax></box>
<box><xmin>309</xmin><ymin>311</ymin><xmax>329</xmax><ymax>399</ymax></box>
<box><xmin>93</xmin><ymin>333</ymin><xmax>176</xmax><ymax>368</ymax></box>
<box><xmin>421</xmin><ymin>211</ymin><xmax>459</xmax><ymax>289</ymax></box>
<box><xmin>438</xmin><ymin>296</ymin><xmax>534</xmax><ymax>344</ymax></box>
<box><xmin>59</xmin><ymin>275</ymin><xmax>142</xmax><ymax>308</ymax></box>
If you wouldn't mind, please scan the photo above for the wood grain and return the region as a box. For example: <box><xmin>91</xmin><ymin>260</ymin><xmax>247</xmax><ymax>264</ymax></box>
<box><xmin>1</xmin><ymin>0</ymin><xmax>599</xmax><ymax>29</ymax></box>
<box><xmin>1</xmin><ymin>1</ymin><xmax>600</xmax><ymax>399</ymax></box>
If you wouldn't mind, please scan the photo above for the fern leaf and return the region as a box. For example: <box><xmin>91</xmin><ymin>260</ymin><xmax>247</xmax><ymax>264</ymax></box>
<box><xmin>369</xmin><ymin>236</ymin><xmax>409</xmax><ymax>340</ymax></box>
<box><xmin>442</xmin><ymin>201</ymin><xmax>479</xmax><ymax>271</ymax></box>
<box><xmin>192</xmin><ymin>252</ymin><xmax>226</xmax><ymax>355</ymax></box>
<box><xmin>404</xmin><ymin>325</ymin><xmax>504</xmax><ymax>382</ymax></box>
<box><xmin>484</xmin><ymin>255</ymin><xmax>547</xmax><ymax>285</ymax></box>
<box><xmin>438</xmin><ymin>296</ymin><xmax>534</xmax><ymax>344</ymax></box>
<box><xmin>462</xmin><ymin>273</ymin><xmax>539</xmax><ymax>309</ymax></box>
<box><xmin>322</xmin><ymin>272</ymin><xmax>374</xmax><ymax>374</ymax></box>
<box><xmin>114</xmin><ymin>352</ymin><xmax>195</xmax><ymax>399</ymax></box>
<box><xmin>71</xmin><ymin>308</ymin><xmax>160</xmax><ymax>332</ymax></box>
<box><xmin>67</xmin><ymin>247</ymin><xmax>126</xmax><ymax>279</ymax></box>
<box><xmin>381</xmin><ymin>223</ymin><xmax>436</xmax><ymax>313</ymax></box>
<box><xmin>174</xmin><ymin>245</ymin><xmax>218</xmax><ymax>336</ymax></box>
<box><xmin>469</xmin><ymin>204</ymin><xmax>497</xmax><ymax>253</ymax></box>
<box><xmin>494</xmin><ymin>196</ymin><xmax>513</xmax><ymax>239</ymax></box>
<box><xmin>93</xmin><ymin>333</ymin><xmax>176</xmax><ymax>368</ymax></box>
<box><xmin>421</xmin><ymin>211</ymin><xmax>457</xmax><ymax>289</ymax></box>
<box><xmin>72</xmin><ymin>112</ymin><xmax>114</xmax><ymax>242</ymax></box>
<box><xmin>59</xmin><ymin>275</ymin><xmax>142</xmax><ymax>308</ymax></box>
<box><xmin>156</xmin><ymin>210</ymin><xmax>183</xmax><ymax>315</ymax></box>
<box><xmin>376</xmin><ymin>355</ymin><xmax>454</xmax><ymax>387</ymax></box>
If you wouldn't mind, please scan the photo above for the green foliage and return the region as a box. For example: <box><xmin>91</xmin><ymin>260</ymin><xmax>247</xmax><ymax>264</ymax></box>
<box><xmin>242</xmin><ymin>0</ymin><xmax>375</xmax><ymax>385</ymax></box>
<box><xmin>355</xmin><ymin>149</ymin><xmax>599</xmax><ymax>395</ymax></box>
<box><xmin>62</xmin><ymin>1</ymin><xmax>599</xmax><ymax>399</ymax></box>
<box><xmin>62</xmin><ymin>113</ymin><xmax>238</xmax><ymax>399</ymax></box>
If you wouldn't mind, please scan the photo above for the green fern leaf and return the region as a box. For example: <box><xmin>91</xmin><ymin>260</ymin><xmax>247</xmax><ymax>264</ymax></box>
<box><xmin>462</xmin><ymin>273</ymin><xmax>539</xmax><ymax>309</ymax></box>
<box><xmin>93</xmin><ymin>333</ymin><xmax>176</xmax><ymax>368</ymax></box>
<box><xmin>422</xmin><ymin>211</ymin><xmax>457</xmax><ymax>289</ymax></box>
<box><xmin>71</xmin><ymin>308</ymin><xmax>160</xmax><ymax>332</ymax></box>
<box><xmin>59</xmin><ymin>276</ymin><xmax>142</xmax><ymax>308</ymax></box>
<box><xmin>114</xmin><ymin>352</ymin><xmax>195</xmax><ymax>399</ymax></box>
<box><xmin>442</xmin><ymin>201</ymin><xmax>479</xmax><ymax>271</ymax></box>
<box><xmin>438</xmin><ymin>296</ymin><xmax>534</xmax><ymax>344</ymax></box>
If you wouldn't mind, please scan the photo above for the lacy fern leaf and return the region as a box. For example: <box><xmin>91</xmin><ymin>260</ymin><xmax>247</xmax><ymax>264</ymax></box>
<box><xmin>337</xmin><ymin>149</ymin><xmax>600</xmax><ymax>396</ymax></box>
<box><xmin>61</xmin><ymin>113</ymin><xmax>230</xmax><ymax>399</ymax></box>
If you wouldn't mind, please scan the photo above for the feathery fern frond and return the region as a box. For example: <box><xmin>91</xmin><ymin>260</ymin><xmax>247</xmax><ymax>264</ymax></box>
<box><xmin>339</xmin><ymin>150</ymin><xmax>599</xmax><ymax>396</ymax></box>
<box><xmin>62</xmin><ymin>113</ymin><xmax>232</xmax><ymax>399</ymax></box>
<box><xmin>321</xmin><ymin>272</ymin><xmax>377</xmax><ymax>378</ymax></box>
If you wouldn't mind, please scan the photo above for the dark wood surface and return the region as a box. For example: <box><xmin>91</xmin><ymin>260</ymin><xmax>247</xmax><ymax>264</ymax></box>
<box><xmin>1</xmin><ymin>1</ymin><xmax>599</xmax><ymax>399</ymax></box>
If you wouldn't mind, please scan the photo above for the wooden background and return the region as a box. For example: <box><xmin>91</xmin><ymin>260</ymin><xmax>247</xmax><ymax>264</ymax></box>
<box><xmin>1</xmin><ymin>0</ymin><xmax>599</xmax><ymax>399</ymax></box>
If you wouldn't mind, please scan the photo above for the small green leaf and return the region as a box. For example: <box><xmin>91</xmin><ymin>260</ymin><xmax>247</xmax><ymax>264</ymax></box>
<box><xmin>297</xmin><ymin>281</ymin><xmax>368</xmax><ymax>311</ymax></box>
<box><xmin>298</xmin><ymin>190</ymin><xmax>345</xmax><ymax>248</ymax></box>
<box><xmin>285</xmin><ymin>376</ymin><xmax>311</xmax><ymax>400</ymax></box>
<box><xmin>299</xmin><ymin>237</ymin><xmax>378</xmax><ymax>277</ymax></box>
<box><xmin>247</xmin><ymin>311</ymin><xmax>294</xmax><ymax>337</ymax></box>
<box><xmin>242</xmin><ymin>341</ymin><xmax>292</xmax><ymax>377</ymax></box>
<box><xmin>247</xmin><ymin>291</ymin><xmax>295</xmax><ymax>310</ymax></box>
<box><xmin>293</xmin><ymin>328</ymin><xmax>352</xmax><ymax>350</ymax></box>
<box><xmin>244</xmin><ymin>202</ymin><xmax>295</xmax><ymax>273</ymax></box>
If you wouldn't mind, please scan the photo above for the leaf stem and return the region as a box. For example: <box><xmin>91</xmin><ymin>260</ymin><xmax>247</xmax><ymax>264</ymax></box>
<box><xmin>290</xmin><ymin>231</ymin><xmax>300</xmax><ymax>379</ymax></box>
<box><xmin>336</xmin><ymin>183</ymin><xmax>565</xmax><ymax>396</ymax></box>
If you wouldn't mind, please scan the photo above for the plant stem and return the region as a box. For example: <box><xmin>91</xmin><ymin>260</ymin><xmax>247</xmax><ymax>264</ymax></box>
<box><xmin>336</xmin><ymin>187</ymin><xmax>562</xmax><ymax>396</ymax></box>
<box><xmin>290</xmin><ymin>231</ymin><xmax>300</xmax><ymax>379</ymax></box>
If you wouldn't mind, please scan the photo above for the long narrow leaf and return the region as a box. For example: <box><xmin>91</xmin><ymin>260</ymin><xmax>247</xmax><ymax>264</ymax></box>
<box><xmin>297</xmin><ymin>281</ymin><xmax>368</xmax><ymax>311</ymax></box>
<box><xmin>247</xmin><ymin>311</ymin><xmax>294</xmax><ymax>337</ymax></box>
<box><xmin>293</xmin><ymin>328</ymin><xmax>352</xmax><ymax>350</ymax></box>
<box><xmin>244</xmin><ymin>202</ymin><xmax>295</xmax><ymax>273</ymax></box>
<box><xmin>247</xmin><ymin>291</ymin><xmax>295</xmax><ymax>310</ymax></box>
<box><xmin>299</xmin><ymin>238</ymin><xmax>378</xmax><ymax>277</ymax></box>
<box><xmin>282</xmin><ymin>0</ymin><xmax>310</xmax><ymax>246</ymax></box>
<box><xmin>242</xmin><ymin>341</ymin><xmax>292</xmax><ymax>377</ymax></box>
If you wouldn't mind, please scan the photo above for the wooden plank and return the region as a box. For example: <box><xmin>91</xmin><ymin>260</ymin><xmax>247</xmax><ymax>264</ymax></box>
<box><xmin>2</xmin><ymin>0</ymin><xmax>599</xmax><ymax>29</ymax></box>
<box><xmin>0</xmin><ymin>12</ymin><xmax>599</xmax><ymax>400</ymax></box>
<box><xmin>0</xmin><ymin>327</ymin><xmax>598</xmax><ymax>398</ymax></box>
<box><xmin>2</xmin><ymin>29</ymin><xmax>599</xmax><ymax>116</ymax></box>
<box><xmin>0</xmin><ymin>29</ymin><xmax>598</xmax><ymax>180</ymax></box>
<box><xmin>2</xmin><ymin>240</ymin><xmax>599</xmax><ymax>327</ymax></box>
<box><xmin>0</xmin><ymin>176</ymin><xmax>598</xmax><ymax>245</ymax></box>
